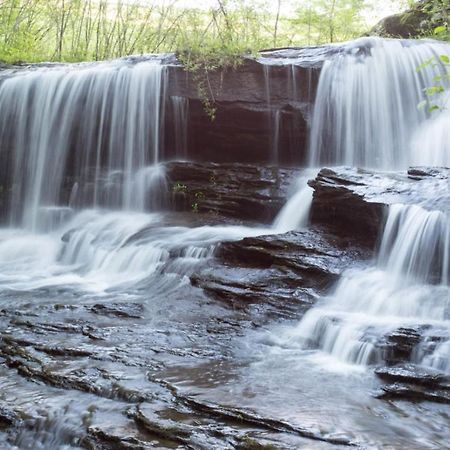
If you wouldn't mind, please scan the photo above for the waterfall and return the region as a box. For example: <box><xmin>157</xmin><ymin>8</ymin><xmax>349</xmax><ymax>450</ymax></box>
<box><xmin>272</xmin><ymin>171</ymin><xmax>315</xmax><ymax>232</ymax></box>
<box><xmin>285</xmin><ymin>203</ymin><xmax>450</xmax><ymax>369</ymax></box>
<box><xmin>271</xmin><ymin>38</ymin><xmax>450</xmax><ymax>231</ymax></box>
<box><xmin>282</xmin><ymin>37</ymin><xmax>450</xmax><ymax>373</ymax></box>
<box><xmin>0</xmin><ymin>57</ymin><xmax>167</xmax><ymax>230</ymax></box>
<box><xmin>170</xmin><ymin>95</ymin><xmax>189</xmax><ymax>159</ymax></box>
<box><xmin>309</xmin><ymin>37</ymin><xmax>450</xmax><ymax>169</ymax></box>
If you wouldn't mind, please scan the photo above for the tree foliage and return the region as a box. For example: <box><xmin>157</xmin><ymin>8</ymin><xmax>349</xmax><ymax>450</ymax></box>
<box><xmin>0</xmin><ymin>0</ymin><xmax>372</xmax><ymax>63</ymax></box>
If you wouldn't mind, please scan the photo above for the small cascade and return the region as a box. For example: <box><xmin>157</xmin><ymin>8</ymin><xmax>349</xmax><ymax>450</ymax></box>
<box><xmin>379</xmin><ymin>204</ymin><xmax>449</xmax><ymax>285</ymax></box>
<box><xmin>170</xmin><ymin>95</ymin><xmax>189</xmax><ymax>159</ymax></box>
<box><xmin>271</xmin><ymin>110</ymin><xmax>281</xmax><ymax>163</ymax></box>
<box><xmin>417</xmin><ymin>339</ymin><xmax>450</xmax><ymax>374</ymax></box>
<box><xmin>285</xmin><ymin>203</ymin><xmax>450</xmax><ymax>369</ymax></box>
<box><xmin>272</xmin><ymin>171</ymin><xmax>315</xmax><ymax>232</ymax></box>
<box><xmin>0</xmin><ymin>208</ymin><xmax>272</xmax><ymax>293</ymax></box>
<box><xmin>0</xmin><ymin>57</ymin><xmax>167</xmax><ymax>230</ymax></box>
<box><xmin>309</xmin><ymin>37</ymin><xmax>450</xmax><ymax>169</ymax></box>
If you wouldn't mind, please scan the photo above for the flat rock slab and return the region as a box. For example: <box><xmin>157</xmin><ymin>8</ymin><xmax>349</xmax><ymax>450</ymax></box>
<box><xmin>375</xmin><ymin>364</ymin><xmax>450</xmax><ymax>404</ymax></box>
<box><xmin>192</xmin><ymin>228</ymin><xmax>369</xmax><ymax>314</ymax></box>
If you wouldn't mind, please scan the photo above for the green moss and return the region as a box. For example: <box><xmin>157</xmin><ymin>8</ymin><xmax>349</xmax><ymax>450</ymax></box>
<box><xmin>237</xmin><ymin>436</ymin><xmax>277</xmax><ymax>450</ymax></box>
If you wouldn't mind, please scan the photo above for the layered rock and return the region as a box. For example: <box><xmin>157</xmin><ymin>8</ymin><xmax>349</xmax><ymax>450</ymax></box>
<box><xmin>163</xmin><ymin>47</ymin><xmax>335</xmax><ymax>165</ymax></box>
<box><xmin>191</xmin><ymin>229</ymin><xmax>369</xmax><ymax>316</ymax></box>
<box><xmin>166</xmin><ymin>161</ymin><xmax>301</xmax><ymax>223</ymax></box>
<box><xmin>308</xmin><ymin>166</ymin><xmax>450</xmax><ymax>248</ymax></box>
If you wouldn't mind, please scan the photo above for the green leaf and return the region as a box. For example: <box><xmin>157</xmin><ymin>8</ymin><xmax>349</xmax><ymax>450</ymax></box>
<box><xmin>424</xmin><ymin>85</ymin><xmax>445</xmax><ymax>96</ymax></box>
<box><xmin>434</xmin><ymin>26</ymin><xmax>447</xmax><ymax>35</ymax></box>
<box><xmin>439</xmin><ymin>54</ymin><xmax>450</xmax><ymax>64</ymax></box>
<box><xmin>428</xmin><ymin>105</ymin><xmax>440</xmax><ymax>113</ymax></box>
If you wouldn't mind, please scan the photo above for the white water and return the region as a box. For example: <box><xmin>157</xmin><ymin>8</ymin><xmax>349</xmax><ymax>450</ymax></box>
<box><xmin>284</xmin><ymin>204</ymin><xmax>450</xmax><ymax>369</ymax></box>
<box><xmin>0</xmin><ymin>210</ymin><xmax>274</xmax><ymax>294</ymax></box>
<box><xmin>412</xmin><ymin>109</ymin><xmax>450</xmax><ymax>167</ymax></box>
<box><xmin>309</xmin><ymin>37</ymin><xmax>450</xmax><ymax>169</ymax></box>
<box><xmin>272</xmin><ymin>172</ymin><xmax>314</xmax><ymax>233</ymax></box>
<box><xmin>170</xmin><ymin>95</ymin><xmax>189</xmax><ymax>159</ymax></box>
<box><xmin>0</xmin><ymin>58</ymin><xmax>166</xmax><ymax>230</ymax></box>
<box><xmin>282</xmin><ymin>37</ymin><xmax>450</xmax><ymax>374</ymax></box>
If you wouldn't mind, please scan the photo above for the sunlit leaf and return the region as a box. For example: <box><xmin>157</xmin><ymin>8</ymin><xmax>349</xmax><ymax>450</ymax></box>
<box><xmin>434</xmin><ymin>26</ymin><xmax>447</xmax><ymax>35</ymax></box>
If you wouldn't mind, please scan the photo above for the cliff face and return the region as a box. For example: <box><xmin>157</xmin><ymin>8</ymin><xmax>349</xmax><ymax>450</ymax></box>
<box><xmin>162</xmin><ymin>46</ymin><xmax>338</xmax><ymax>165</ymax></box>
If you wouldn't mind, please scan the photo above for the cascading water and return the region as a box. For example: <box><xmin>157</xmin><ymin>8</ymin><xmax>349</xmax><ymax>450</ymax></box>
<box><xmin>309</xmin><ymin>37</ymin><xmax>450</xmax><ymax>168</ymax></box>
<box><xmin>0</xmin><ymin>54</ymin><xmax>308</xmax><ymax>297</ymax></box>
<box><xmin>0</xmin><ymin>37</ymin><xmax>449</xmax><ymax>449</ymax></box>
<box><xmin>284</xmin><ymin>37</ymin><xmax>450</xmax><ymax>374</ymax></box>
<box><xmin>286</xmin><ymin>203</ymin><xmax>450</xmax><ymax>367</ymax></box>
<box><xmin>0</xmin><ymin>57</ymin><xmax>167</xmax><ymax>230</ymax></box>
<box><xmin>170</xmin><ymin>95</ymin><xmax>189</xmax><ymax>160</ymax></box>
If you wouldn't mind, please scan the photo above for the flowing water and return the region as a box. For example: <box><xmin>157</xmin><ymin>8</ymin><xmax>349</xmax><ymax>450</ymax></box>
<box><xmin>309</xmin><ymin>37</ymin><xmax>450</xmax><ymax>168</ymax></box>
<box><xmin>0</xmin><ymin>37</ymin><xmax>449</xmax><ymax>449</ymax></box>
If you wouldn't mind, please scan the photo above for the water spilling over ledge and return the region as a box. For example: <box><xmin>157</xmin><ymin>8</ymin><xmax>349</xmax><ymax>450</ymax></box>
<box><xmin>0</xmin><ymin>37</ymin><xmax>449</xmax><ymax>449</ymax></box>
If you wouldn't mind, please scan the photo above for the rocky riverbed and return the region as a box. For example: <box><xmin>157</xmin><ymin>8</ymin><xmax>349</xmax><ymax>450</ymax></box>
<box><xmin>0</xmin><ymin>165</ymin><xmax>448</xmax><ymax>449</ymax></box>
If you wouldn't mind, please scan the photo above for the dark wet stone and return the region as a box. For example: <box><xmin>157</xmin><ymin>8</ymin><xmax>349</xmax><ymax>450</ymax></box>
<box><xmin>165</xmin><ymin>52</ymin><xmax>326</xmax><ymax>165</ymax></box>
<box><xmin>408</xmin><ymin>167</ymin><xmax>450</xmax><ymax>180</ymax></box>
<box><xmin>376</xmin><ymin>364</ymin><xmax>450</xmax><ymax>404</ymax></box>
<box><xmin>90</xmin><ymin>303</ymin><xmax>144</xmax><ymax>319</ymax></box>
<box><xmin>81</xmin><ymin>426</ymin><xmax>153</xmax><ymax>450</ymax></box>
<box><xmin>375</xmin><ymin>364</ymin><xmax>450</xmax><ymax>388</ymax></box>
<box><xmin>308</xmin><ymin>168</ymin><xmax>387</xmax><ymax>247</ymax></box>
<box><xmin>378</xmin><ymin>328</ymin><xmax>423</xmax><ymax>365</ymax></box>
<box><xmin>166</xmin><ymin>162</ymin><xmax>301</xmax><ymax>223</ymax></box>
<box><xmin>192</xmin><ymin>229</ymin><xmax>369</xmax><ymax>312</ymax></box>
<box><xmin>377</xmin><ymin>383</ymin><xmax>450</xmax><ymax>404</ymax></box>
<box><xmin>0</xmin><ymin>405</ymin><xmax>21</xmax><ymax>429</ymax></box>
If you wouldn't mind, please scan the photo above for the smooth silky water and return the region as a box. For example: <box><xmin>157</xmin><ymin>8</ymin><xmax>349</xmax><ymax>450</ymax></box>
<box><xmin>0</xmin><ymin>37</ymin><xmax>449</xmax><ymax>449</ymax></box>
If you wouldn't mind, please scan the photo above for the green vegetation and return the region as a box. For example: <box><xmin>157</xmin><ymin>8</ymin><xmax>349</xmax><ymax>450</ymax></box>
<box><xmin>372</xmin><ymin>0</ymin><xmax>449</xmax><ymax>40</ymax></box>
<box><xmin>0</xmin><ymin>0</ymin><xmax>398</xmax><ymax>64</ymax></box>
<box><xmin>418</xmin><ymin>53</ymin><xmax>450</xmax><ymax>112</ymax></box>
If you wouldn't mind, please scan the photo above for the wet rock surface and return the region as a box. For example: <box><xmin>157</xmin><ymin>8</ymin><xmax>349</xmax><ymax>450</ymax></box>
<box><xmin>0</xmin><ymin>165</ymin><xmax>449</xmax><ymax>448</ymax></box>
<box><xmin>191</xmin><ymin>229</ymin><xmax>369</xmax><ymax>316</ymax></box>
<box><xmin>378</xmin><ymin>327</ymin><xmax>423</xmax><ymax>365</ymax></box>
<box><xmin>0</xmin><ymin>206</ymin><xmax>361</xmax><ymax>449</ymax></box>
<box><xmin>164</xmin><ymin>48</ymin><xmax>338</xmax><ymax>165</ymax></box>
<box><xmin>309</xmin><ymin>166</ymin><xmax>450</xmax><ymax>247</ymax></box>
<box><xmin>166</xmin><ymin>162</ymin><xmax>301</xmax><ymax>223</ymax></box>
<box><xmin>376</xmin><ymin>364</ymin><xmax>450</xmax><ymax>404</ymax></box>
